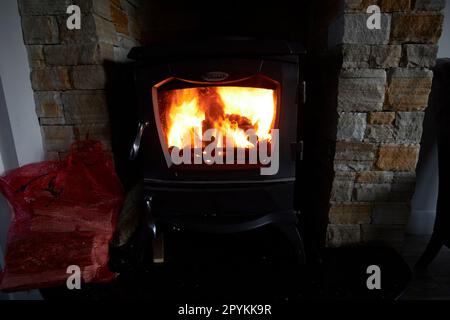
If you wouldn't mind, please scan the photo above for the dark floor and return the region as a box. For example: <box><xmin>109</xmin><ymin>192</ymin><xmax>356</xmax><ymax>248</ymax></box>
<box><xmin>40</xmin><ymin>226</ymin><xmax>413</xmax><ymax>300</ymax></box>
<box><xmin>400</xmin><ymin>235</ymin><xmax>450</xmax><ymax>300</ymax></box>
<box><xmin>4</xmin><ymin>233</ymin><xmax>450</xmax><ymax>300</ymax></box>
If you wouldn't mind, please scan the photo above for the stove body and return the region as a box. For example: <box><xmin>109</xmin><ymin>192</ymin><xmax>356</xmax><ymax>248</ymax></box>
<box><xmin>128</xmin><ymin>40</ymin><xmax>306</xmax><ymax>263</ymax></box>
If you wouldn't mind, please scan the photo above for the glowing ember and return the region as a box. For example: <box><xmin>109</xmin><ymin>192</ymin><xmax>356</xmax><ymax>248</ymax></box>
<box><xmin>161</xmin><ymin>86</ymin><xmax>276</xmax><ymax>149</ymax></box>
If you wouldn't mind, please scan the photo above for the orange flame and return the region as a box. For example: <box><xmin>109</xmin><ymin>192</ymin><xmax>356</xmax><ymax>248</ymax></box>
<box><xmin>162</xmin><ymin>86</ymin><xmax>276</xmax><ymax>149</ymax></box>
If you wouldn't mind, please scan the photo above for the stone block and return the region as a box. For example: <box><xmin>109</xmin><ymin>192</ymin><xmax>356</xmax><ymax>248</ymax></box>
<box><xmin>337</xmin><ymin>112</ymin><xmax>367</xmax><ymax>141</ymax></box>
<box><xmin>58</xmin><ymin>14</ymin><xmax>97</xmax><ymax>44</ymax></box>
<box><xmin>334</xmin><ymin>142</ymin><xmax>375</xmax><ymax>171</ymax></box>
<box><xmin>31</xmin><ymin>67</ymin><xmax>72</xmax><ymax>91</ymax></box>
<box><xmin>329</xmin><ymin>202</ymin><xmax>372</xmax><ymax>224</ymax></box>
<box><xmin>28</xmin><ymin>59</ymin><xmax>46</xmax><ymax>69</ymax></box>
<box><xmin>18</xmin><ymin>0</ymin><xmax>71</xmax><ymax>15</ymax></box>
<box><xmin>386</xmin><ymin>68</ymin><xmax>433</xmax><ymax>110</ymax></box>
<box><xmin>388</xmin><ymin>67</ymin><xmax>434</xmax><ymax>78</ymax></box>
<box><xmin>394</xmin><ymin>111</ymin><xmax>425</xmax><ymax>143</ymax></box>
<box><xmin>340</xmin><ymin>69</ymin><xmax>387</xmax><ymax>78</ymax></box>
<box><xmin>378</xmin><ymin>0</ymin><xmax>411</xmax><ymax>11</ymax></box>
<box><xmin>356</xmin><ymin>171</ymin><xmax>394</xmax><ymax>183</ymax></box>
<box><xmin>111</xmin><ymin>2</ymin><xmax>129</xmax><ymax>35</ymax></box>
<box><xmin>353</xmin><ymin>183</ymin><xmax>391</xmax><ymax>201</ymax></box>
<box><xmin>338</xmin><ymin>69</ymin><xmax>387</xmax><ymax>112</ymax></box>
<box><xmin>22</xmin><ymin>16</ymin><xmax>59</xmax><ymax>45</ymax></box>
<box><xmin>92</xmin><ymin>0</ymin><xmax>112</xmax><ymax>20</ymax></box>
<box><xmin>62</xmin><ymin>90</ymin><xmax>109</xmax><ymax>124</ymax></box>
<box><xmin>403</xmin><ymin>44</ymin><xmax>438</xmax><ymax>68</ymax></box>
<box><xmin>42</xmin><ymin>123</ymin><xmax>111</xmax><ymax>152</ymax></box>
<box><xmin>327</xmin><ymin>224</ymin><xmax>361</xmax><ymax>247</ymax></box>
<box><xmin>335</xmin><ymin>141</ymin><xmax>376</xmax><ymax>161</ymax></box>
<box><xmin>331</xmin><ymin>172</ymin><xmax>356</xmax><ymax>201</ymax></box>
<box><xmin>41</xmin><ymin>125</ymin><xmax>75</xmax><ymax>152</ymax></box>
<box><xmin>368</xmin><ymin>112</ymin><xmax>396</xmax><ymax>124</ymax></box>
<box><xmin>328</xmin><ymin>13</ymin><xmax>391</xmax><ymax>47</ymax></box>
<box><xmin>392</xmin><ymin>172</ymin><xmax>416</xmax><ymax>183</ymax></box>
<box><xmin>44</xmin><ymin>151</ymin><xmax>60</xmax><ymax>161</ymax></box>
<box><xmin>44</xmin><ymin>43</ymin><xmax>114</xmax><ymax>66</ymax></box>
<box><xmin>58</xmin><ymin>13</ymin><xmax>117</xmax><ymax>45</ymax></box>
<box><xmin>74</xmin><ymin>123</ymin><xmax>111</xmax><ymax>148</ymax></box>
<box><xmin>343</xmin><ymin>0</ymin><xmax>411</xmax><ymax>12</ymax></box>
<box><xmin>334</xmin><ymin>161</ymin><xmax>374</xmax><ymax>172</ymax></box>
<box><xmin>64</xmin><ymin>0</ymin><xmax>112</xmax><ymax>18</ymax></box>
<box><xmin>391</xmin><ymin>13</ymin><xmax>444</xmax><ymax>43</ymax></box>
<box><xmin>27</xmin><ymin>45</ymin><xmax>45</xmax><ymax>69</ymax></box>
<box><xmin>370</xmin><ymin>45</ymin><xmax>402</xmax><ymax>68</ymax></box>
<box><xmin>341</xmin><ymin>0</ymin><xmax>366</xmax><ymax>11</ymax></box>
<box><xmin>40</xmin><ymin>118</ymin><xmax>66</xmax><ymax>125</ymax></box>
<box><xmin>34</xmin><ymin>91</ymin><xmax>63</xmax><ymax>118</ymax></box>
<box><xmin>341</xmin><ymin>44</ymin><xmax>370</xmax><ymax>68</ymax></box>
<box><xmin>27</xmin><ymin>45</ymin><xmax>44</xmax><ymax>61</ymax></box>
<box><xmin>94</xmin><ymin>14</ymin><xmax>118</xmax><ymax>45</ymax></box>
<box><xmin>414</xmin><ymin>0</ymin><xmax>446</xmax><ymax>11</ymax></box>
<box><xmin>365</xmin><ymin>125</ymin><xmax>395</xmax><ymax>142</ymax></box>
<box><xmin>376</xmin><ymin>145</ymin><xmax>420</xmax><ymax>171</ymax></box>
<box><xmin>72</xmin><ymin>65</ymin><xmax>106</xmax><ymax>89</ymax></box>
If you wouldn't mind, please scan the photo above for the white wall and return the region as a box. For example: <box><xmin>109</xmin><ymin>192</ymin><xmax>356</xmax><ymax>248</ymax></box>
<box><xmin>0</xmin><ymin>78</ymin><xmax>10</xmax><ymax>300</ymax></box>
<box><xmin>438</xmin><ymin>2</ymin><xmax>450</xmax><ymax>58</ymax></box>
<box><xmin>0</xmin><ymin>0</ymin><xmax>43</xmax><ymax>167</ymax></box>
<box><xmin>0</xmin><ymin>0</ymin><xmax>43</xmax><ymax>300</ymax></box>
<box><xmin>0</xmin><ymin>76</ymin><xmax>19</xmax><ymax>175</ymax></box>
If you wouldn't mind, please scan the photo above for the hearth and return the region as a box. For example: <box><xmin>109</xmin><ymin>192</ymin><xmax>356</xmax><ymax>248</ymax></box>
<box><xmin>127</xmin><ymin>40</ymin><xmax>306</xmax><ymax>264</ymax></box>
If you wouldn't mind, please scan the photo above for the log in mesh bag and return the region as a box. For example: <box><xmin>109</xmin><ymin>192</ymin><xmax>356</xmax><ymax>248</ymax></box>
<box><xmin>0</xmin><ymin>140</ymin><xmax>124</xmax><ymax>292</ymax></box>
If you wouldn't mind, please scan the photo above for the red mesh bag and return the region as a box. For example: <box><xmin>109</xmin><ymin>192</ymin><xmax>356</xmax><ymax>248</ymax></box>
<box><xmin>0</xmin><ymin>140</ymin><xmax>124</xmax><ymax>292</ymax></box>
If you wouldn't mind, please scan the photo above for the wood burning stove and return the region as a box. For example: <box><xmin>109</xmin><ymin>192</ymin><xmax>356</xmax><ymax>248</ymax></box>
<box><xmin>128</xmin><ymin>40</ymin><xmax>306</xmax><ymax>264</ymax></box>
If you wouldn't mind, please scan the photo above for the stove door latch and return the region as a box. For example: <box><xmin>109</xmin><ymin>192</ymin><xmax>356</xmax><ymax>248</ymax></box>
<box><xmin>130</xmin><ymin>121</ymin><xmax>149</xmax><ymax>160</ymax></box>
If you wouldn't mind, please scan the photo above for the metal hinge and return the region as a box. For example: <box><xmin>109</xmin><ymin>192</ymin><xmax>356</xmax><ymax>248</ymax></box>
<box><xmin>129</xmin><ymin>121</ymin><xmax>149</xmax><ymax>160</ymax></box>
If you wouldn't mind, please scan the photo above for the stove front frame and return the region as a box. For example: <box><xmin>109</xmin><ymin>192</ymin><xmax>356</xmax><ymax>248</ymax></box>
<box><xmin>128</xmin><ymin>41</ymin><xmax>306</xmax><ymax>265</ymax></box>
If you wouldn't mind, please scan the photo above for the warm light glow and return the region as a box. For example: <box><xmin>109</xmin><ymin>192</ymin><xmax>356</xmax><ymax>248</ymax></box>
<box><xmin>162</xmin><ymin>86</ymin><xmax>276</xmax><ymax>149</ymax></box>
<box><xmin>165</xmin><ymin>88</ymin><xmax>205</xmax><ymax>148</ymax></box>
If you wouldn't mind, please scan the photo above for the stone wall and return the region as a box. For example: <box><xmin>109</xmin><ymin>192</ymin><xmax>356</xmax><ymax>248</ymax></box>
<box><xmin>18</xmin><ymin>0</ymin><xmax>142</xmax><ymax>159</ymax></box>
<box><xmin>326</xmin><ymin>0</ymin><xmax>446</xmax><ymax>248</ymax></box>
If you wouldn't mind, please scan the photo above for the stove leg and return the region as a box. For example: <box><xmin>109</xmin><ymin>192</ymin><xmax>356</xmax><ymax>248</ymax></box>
<box><xmin>275</xmin><ymin>223</ymin><xmax>305</xmax><ymax>265</ymax></box>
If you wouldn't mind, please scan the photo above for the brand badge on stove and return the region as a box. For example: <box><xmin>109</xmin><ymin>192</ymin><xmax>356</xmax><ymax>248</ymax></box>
<box><xmin>202</xmin><ymin>71</ymin><xmax>229</xmax><ymax>82</ymax></box>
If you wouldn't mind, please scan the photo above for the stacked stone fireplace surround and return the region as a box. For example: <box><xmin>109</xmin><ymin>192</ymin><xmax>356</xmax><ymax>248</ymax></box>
<box><xmin>19</xmin><ymin>0</ymin><xmax>142</xmax><ymax>158</ymax></box>
<box><xmin>17</xmin><ymin>0</ymin><xmax>446</xmax><ymax>249</ymax></box>
<box><xmin>325</xmin><ymin>0</ymin><xmax>445</xmax><ymax>248</ymax></box>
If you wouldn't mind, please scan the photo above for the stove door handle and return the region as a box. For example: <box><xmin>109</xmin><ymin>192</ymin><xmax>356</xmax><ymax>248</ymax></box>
<box><xmin>130</xmin><ymin>121</ymin><xmax>149</xmax><ymax>160</ymax></box>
